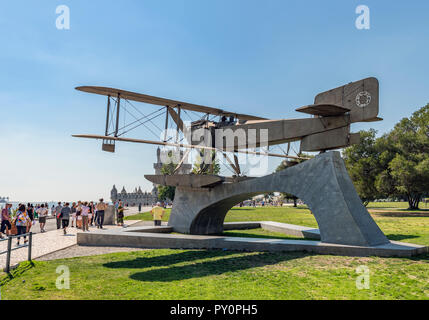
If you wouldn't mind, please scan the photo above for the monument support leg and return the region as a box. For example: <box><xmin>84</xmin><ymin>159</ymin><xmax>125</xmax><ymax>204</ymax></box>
<box><xmin>169</xmin><ymin>152</ymin><xmax>389</xmax><ymax>247</ymax></box>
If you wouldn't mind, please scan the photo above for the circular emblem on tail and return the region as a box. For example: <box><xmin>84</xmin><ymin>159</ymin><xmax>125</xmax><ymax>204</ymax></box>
<box><xmin>356</xmin><ymin>91</ymin><xmax>372</xmax><ymax>107</ymax></box>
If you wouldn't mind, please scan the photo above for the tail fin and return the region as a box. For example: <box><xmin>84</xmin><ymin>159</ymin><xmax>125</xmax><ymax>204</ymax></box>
<box><xmin>314</xmin><ymin>77</ymin><xmax>381</xmax><ymax>123</ymax></box>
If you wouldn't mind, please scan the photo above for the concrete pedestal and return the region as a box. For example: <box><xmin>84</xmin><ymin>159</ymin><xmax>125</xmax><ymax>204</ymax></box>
<box><xmin>103</xmin><ymin>205</ymin><xmax>116</xmax><ymax>225</ymax></box>
<box><xmin>169</xmin><ymin>151</ymin><xmax>390</xmax><ymax>247</ymax></box>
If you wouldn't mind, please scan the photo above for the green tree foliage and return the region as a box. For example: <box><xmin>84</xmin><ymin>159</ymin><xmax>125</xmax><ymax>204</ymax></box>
<box><xmin>157</xmin><ymin>151</ymin><xmax>178</xmax><ymax>202</ymax></box>
<box><xmin>344</xmin><ymin>104</ymin><xmax>429</xmax><ymax>209</ymax></box>
<box><xmin>380</xmin><ymin>104</ymin><xmax>429</xmax><ymax>209</ymax></box>
<box><xmin>192</xmin><ymin>150</ymin><xmax>221</xmax><ymax>175</ymax></box>
<box><xmin>343</xmin><ymin>129</ymin><xmax>383</xmax><ymax>206</ymax></box>
<box><xmin>158</xmin><ymin>184</ymin><xmax>176</xmax><ymax>202</ymax></box>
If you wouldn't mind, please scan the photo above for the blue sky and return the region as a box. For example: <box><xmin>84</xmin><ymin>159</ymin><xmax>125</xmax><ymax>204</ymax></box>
<box><xmin>1</xmin><ymin>0</ymin><xmax>428</xmax><ymax>202</ymax></box>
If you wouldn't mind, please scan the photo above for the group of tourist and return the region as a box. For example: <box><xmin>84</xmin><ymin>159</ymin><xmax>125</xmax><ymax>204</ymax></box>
<box><xmin>0</xmin><ymin>199</ymin><xmax>110</xmax><ymax>245</ymax></box>
<box><xmin>1</xmin><ymin>203</ymin><xmax>34</xmax><ymax>245</ymax></box>
<box><xmin>52</xmin><ymin>199</ymin><xmax>109</xmax><ymax>234</ymax></box>
<box><xmin>1</xmin><ymin>199</ymin><xmax>166</xmax><ymax>246</ymax></box>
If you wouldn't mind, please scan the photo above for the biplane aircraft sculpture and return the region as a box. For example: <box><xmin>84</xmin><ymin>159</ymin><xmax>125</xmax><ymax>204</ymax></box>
<box><xmin>74</xmin><ymin>77</ymin><xmax>380</xmax><ymax>186</ymax></box>
<box><xmin>74</xmin><ymin>77</ymin><xmax>388</xmax><ymax>241</ymax></box>
<box><xmin>74</xmin><ymin>77</ymin><xmax>429</xmax><ymax>255</ymax></box>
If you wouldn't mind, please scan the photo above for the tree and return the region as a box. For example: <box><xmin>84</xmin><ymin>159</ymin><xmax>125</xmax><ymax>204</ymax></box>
<box><xmin>157</xmin><ymin>151</ymin><xmax>178</xmax><ymax>202</ymax></box>
<box><xmin>158</xmin><ymin>184</ymin><xmax>176</xmax><ymax>202</ymax></box>
<box><xmin>343</xmin><ymin>129</ymin><xmax>384</xmax><ymax>206</ymax></box>
<box><xmin>344</xmin><ymin>104</ymin><xmax>429</xmax><ymax>210</ymax></box>
<box><xmin>380</xmin><ymin>104</ymin><xmax>429</xmax><ymax>209</ymax></box>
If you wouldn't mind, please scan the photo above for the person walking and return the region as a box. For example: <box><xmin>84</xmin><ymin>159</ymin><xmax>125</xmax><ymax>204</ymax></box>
<box><xmin>34</xmin><ymin>204</ymin><xmax>39</xmax><ymax>219</ymax></box>
<box><xmin>71</xmin><ymin>202</ymin><xmax>77</xmax><ymax>227</ymax></box>
<box><xmin>0</xmin><ymin>203</ymin><xmax>12</xmax><ymax>239</ymax></box>
<box><xmin>27</xmin><ymin>203</ymin><xmax>35</xmax><ymax>232</ymax></box>
<box><xmin>89</xmin><ymin>201</ymin><xmax>96</xmax><ymax>226</ymax></box>
<box><xmin>14</xmin><ymin>204</ymin><xmax>31</xmax><ymax>246</ymax></box>
<box><xmin>60</xmin><ymin>203</ymin><xmax>71</xmax><ymax>235</ymax></box>
<box><xmin>81</xmin><ymin>202</ymin><xmax>90</xmax><ymax>232</ymax></box>
<box><xmin>36</xmin><ymin>204</ymin><xmax>48</xmax><ymax>233</ymax></box>
<box><xmin>151</xmin><ymin>202</ymin><xmax>164</xmax><ymax>226</ymax></box>
<box><xmin>55</xmin><ymin>202</ymin><xmax>63</xmax><ymax>229</ymax></box>
<box><xmin>95</xmin><ymin>199</ymin><xmax>107</xmax><ymax>229</ymax></box>
<box><xmin>76</xmin><ymin>201</ymin><xmax>82</xmax><ymax>229</ymax></box>
<box><xmin>117</xmin><ymin>201</ymin><xmax>125</xmax><ymax>226</ymax></box>
<box><xmin>94</xmin><ymin>202</ymin><xmax>99</xmax><ymax>227</ymax></box>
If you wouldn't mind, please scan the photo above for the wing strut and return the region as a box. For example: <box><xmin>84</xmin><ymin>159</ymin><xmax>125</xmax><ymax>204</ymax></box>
<box><xmin>221</xmin><ymin>153</ymin><xmax>241</xmax><ymax>176</ymax></box>
<box><xmin>175</xmin><ymin>106</ymin><xmax>181</xmax><ymax>144</ymax></box>
<box><xmin>105</xmin><ymin>95</ymin><xmax>111</xmax><ymax>136</ymax></box>
<box><xmin>173</xmin><ymin>148</ymin><xmax>191</xmax><ymax>175</ymax></box>
<box><xmin>233</xmin><ymin>154</ymin><xmax>241</xmax><ymax>176</ymax></box>
<box><xmin>114</xmin><ymin>94</ymin><xmax>121</xmax><ymax>137</ymax></box>
<box><xmin>163</xmin><ymin>106</ymin><xmax>169</xmax><ymax>142</ymax></box>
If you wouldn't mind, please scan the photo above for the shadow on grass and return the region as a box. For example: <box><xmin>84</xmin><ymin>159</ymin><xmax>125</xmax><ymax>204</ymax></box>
<box><xmin>128</xmin><ymin>251</ymin><xmax>303</xmax><ymax>282</ymax></box>
<box><xmin>0</xmin><ymin>261</ymin><xmax>35</xmax><ymax>286</ymax></box>
<box><xmin>103</xmin><ymin>250</ymin><xmax>239</xmax><ymax>270</ymax></box>
<box><xmin>373</xmin><ymin>211</ymin><xmax>429</xmax><ymax>218</ymax></box>
<box><xmin>409</xmin><ymin>253</ymin><xmax>429</xmax><ymax>261</ymax></box>
<box><xmin>386</xmin><ymin>234</ymin><xmax>420</xmax><ymax>242</ymax></box>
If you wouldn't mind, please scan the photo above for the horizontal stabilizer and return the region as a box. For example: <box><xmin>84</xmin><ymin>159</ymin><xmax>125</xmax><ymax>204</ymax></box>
<box><xmin>296</xmin><ymin>104</ymin><xmax>351</xmax><ymax>117</ymax></box>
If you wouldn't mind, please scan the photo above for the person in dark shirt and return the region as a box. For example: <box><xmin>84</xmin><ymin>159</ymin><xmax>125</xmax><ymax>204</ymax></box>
<box><xmin>60</xmin><ymin>203</ymin><xmax>71</xmax><ymax>235</ymax></box>
<box><xmin>27</xmin><ymin>203</ymin><xmax>34</xmax><ymax>232</ymax></box>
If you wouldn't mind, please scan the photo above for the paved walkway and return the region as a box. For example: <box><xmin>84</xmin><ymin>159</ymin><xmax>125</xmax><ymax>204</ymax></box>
<box><xmin>37</xmin><ymin>245</ymin><xmax>148</xmax><ymax>261</ymax></box>
<box><xmin>124</xmin><ymin>206</ymin><xmax>152</xmax><ymax>217</ymax></box>
<box><xmin>0</xmin><ymin>220</ymin><xmax>141</xmax><ymax>270</ymax></box>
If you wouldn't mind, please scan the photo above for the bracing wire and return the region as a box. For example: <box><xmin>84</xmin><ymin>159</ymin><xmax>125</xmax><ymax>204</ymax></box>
<box><xmin>119</xmin><ymin>103</ymin><xmax>161</xmax><ymax>139</ymax></box>
<box><xmin>124</xmin><ymin>99</ymin><xmax>164</xmax><ymax>133</ymax></box>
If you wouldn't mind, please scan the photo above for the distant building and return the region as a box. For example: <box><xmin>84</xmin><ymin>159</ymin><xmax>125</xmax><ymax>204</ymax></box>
<box><xmin>111</xmin><ymin>147</ymin><xmax>192</xmax><ymax>205</ymax></box>
<box><xmin>111</xmin><ymin>185</ymin><xmax>158</xmax><ymax>206</ymax></box>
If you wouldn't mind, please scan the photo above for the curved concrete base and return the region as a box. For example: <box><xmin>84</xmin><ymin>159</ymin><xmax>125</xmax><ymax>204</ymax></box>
<box><xmin>168</xmin><ymin>151</ymin><xmax>390</xmax><ymax>247</ymax></box>
<box><xmin>77</xmin><ymin>227</ymin><xmax>428</xmax><ymax>258</ymax></box>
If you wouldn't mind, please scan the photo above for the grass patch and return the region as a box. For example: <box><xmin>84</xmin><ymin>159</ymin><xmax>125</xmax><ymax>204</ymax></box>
<box><xmin>3</xmin><ymin>205</ymin><xmax>427</xmax><ymax>300</ymax></box>
<box><xmin>1</xmin><ymin>249</ymin><xmax>428</xmax><ymax>300</ymax></box>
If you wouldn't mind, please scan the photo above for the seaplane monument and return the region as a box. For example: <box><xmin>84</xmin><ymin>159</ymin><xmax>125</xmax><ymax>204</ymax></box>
<box><xmin>74</xmin><ymin>77</ymin><xmax>427</xmax><ymax>256</ymax></box>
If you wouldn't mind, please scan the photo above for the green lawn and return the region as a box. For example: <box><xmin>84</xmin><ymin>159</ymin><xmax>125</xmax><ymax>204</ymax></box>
<box><xmin>2</xmin><ymin>204</ymin><xmax>429</xmax><ymax>300</ymax></box>
<box><xmin>1</xmin><ymin>249</ymin><xmax>428</xmax><ymax>300</ymax></box>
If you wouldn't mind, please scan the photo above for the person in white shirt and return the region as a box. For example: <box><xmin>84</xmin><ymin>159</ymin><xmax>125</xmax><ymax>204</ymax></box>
<box><xmin>81</xmin><ymin>202</ymin><xmax>90</xmax><ymax>232</ymax></box>
<box><xmin>37</xmin><ymin>204</ymin><xmax>49</xmax><ymax>233</ymax></box>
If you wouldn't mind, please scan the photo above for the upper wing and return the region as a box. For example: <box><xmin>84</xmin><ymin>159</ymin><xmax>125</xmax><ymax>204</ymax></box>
<box><xmin>75</xmin><ymin>86</ymin><xmax>267</xmax><ymax>121</ymax></box>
